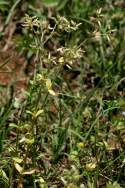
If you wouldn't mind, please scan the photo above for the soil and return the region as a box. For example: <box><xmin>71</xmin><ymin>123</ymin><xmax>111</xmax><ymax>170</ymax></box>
<box><xmin>0</xmin><ymin>47</ymin><xmax>29</xmax><ymax>89</ymax></box>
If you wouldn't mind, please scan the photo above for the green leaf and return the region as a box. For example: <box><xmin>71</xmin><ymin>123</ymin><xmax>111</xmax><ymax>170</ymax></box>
<box><xmin>14</xmin><ymin>163</ymin><xmax>23</xmax><ymax>174</ymax></box>
<box><xmin>9</xmin><ymin>123</ymin><xmax>19</xmax><ymax>129</ymax></box>
<box><xmin>106</xmin><ymin>181</ymin><xmax>121</xmax><ymax>188</ymax></box>
<box><xmin>0</xmin><ymin>170</ymin><xmax>9</xmax><ymax>186</ymax></box>
<box><xmin>42</xmin><ymin>0</ymin><xmax>59</xmax><ymax>7</ymax></box>
<box><xmin>57</xmin><ymin>0</ymin><xmax>69</xmax><ymax>11</ymax></box>
<box><xmin>13</xmin><ymin>157</ymin><xmax>23</xmax><ymax>164</ymax></box>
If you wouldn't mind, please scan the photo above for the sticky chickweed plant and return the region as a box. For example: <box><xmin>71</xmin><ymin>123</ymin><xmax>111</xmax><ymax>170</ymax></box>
<box><xmin>1</xmin><ymin>1</ymin><xmax>125</xmax><ymax>187</ymax></box>
<box><xmin>0</xmin><ymin>15</ymin><xmax>84</xmax><ymax>188</ymax></box>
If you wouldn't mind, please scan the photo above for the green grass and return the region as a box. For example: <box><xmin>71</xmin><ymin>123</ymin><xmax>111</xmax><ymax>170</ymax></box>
<box><xmin>1</xmin><ymin>0</ymin><xmax>125</xmax><ymax>187</ymax></box>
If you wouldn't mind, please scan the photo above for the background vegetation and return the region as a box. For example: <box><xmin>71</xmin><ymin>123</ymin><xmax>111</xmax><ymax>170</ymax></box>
<box><xmin>0</xmin><ymin>0</ymin><xmax>125</xmax><ymax>187</ymax></box>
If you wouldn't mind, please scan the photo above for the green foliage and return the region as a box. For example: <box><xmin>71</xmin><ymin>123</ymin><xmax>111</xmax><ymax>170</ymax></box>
<box><xmin>0</xmin><ymin>0</ymin><xmax>10</xmax><ymax>13</ymax></box>
<box><xmin>1</xmin><ymin>0</ymin><xmax>125</xmax><ymax>187</ymax></box>
<box><xmin>106</xmin><ymin>181</ymin><xmax>121</xmax><ymax>188</ymax></box>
